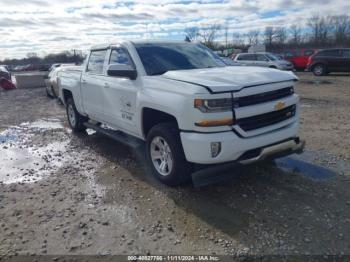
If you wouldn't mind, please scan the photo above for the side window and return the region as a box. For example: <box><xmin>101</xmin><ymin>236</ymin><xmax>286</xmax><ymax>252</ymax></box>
<box><xmin>256</xmin><ymin>54</ymin><xmax>268</xmax><ymax>61</ymax></box>
<box><xmin>236</xmin><ymin>54</ymin><xmax>246</xmax><ymax>61</ymax></box>
<box><xmin>87</xmin><ymin>49</ymin><xmax>107</xmax><ymax>74</ymax></box>
<box><xmin>238</xmin><ymin>54</ymin><xmax>255</xmax><ymax>61</ymax></box>
<box><xmin>109</xmin><ymin>48</ymin><xmax>133</xmax><ymax>66</ymax></box>
<box><xmin>341</xmin><ymin>50</ymin><xmax>350</xmax><ymax>58</ymax></box>
<box><xmin>304</xmin><ymin>50</ymin><xmax>315</xmax><ymax>56</ymax></box>
<box><xmin>317</xmin><ymin>50</ymin><xmax>340</xmax><ymax>57</ymax></box>
<box><xmin>284</xmin><ymin>51</ymin><xmax>294</xmax><ymax>58</ymax></box>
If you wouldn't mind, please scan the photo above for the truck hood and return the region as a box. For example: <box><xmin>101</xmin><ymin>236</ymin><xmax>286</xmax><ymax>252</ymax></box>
<box><xmin>162</xmin><ymin>66</ymin><xmax>297</xmax><ymax>93</ymax></box>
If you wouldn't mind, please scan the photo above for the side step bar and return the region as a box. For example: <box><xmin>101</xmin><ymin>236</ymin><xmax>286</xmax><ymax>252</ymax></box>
<box><xmin>83</xmin><ymin>122</ymin><xmax>144</xmax><ymax>149</ymax></box>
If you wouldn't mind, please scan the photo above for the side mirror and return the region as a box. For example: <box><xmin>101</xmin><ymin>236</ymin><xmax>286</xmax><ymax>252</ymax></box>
<box><xmin>107</xmin><ymin>64</ymin><xmax>137</xmax><ymax>80</ymax></box>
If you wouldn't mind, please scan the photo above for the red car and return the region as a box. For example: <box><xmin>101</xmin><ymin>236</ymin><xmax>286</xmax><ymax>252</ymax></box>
<box><xmin>284</xmin><ymin>49</ymin><xmax>317</xmax><ymax>70</ymax></box>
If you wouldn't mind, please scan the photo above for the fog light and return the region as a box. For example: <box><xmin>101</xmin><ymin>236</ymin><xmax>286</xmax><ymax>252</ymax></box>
<box><xmin>211</xmin><ymin>142</ymin><xmax>221</xmax><ymax>158</ymax></box>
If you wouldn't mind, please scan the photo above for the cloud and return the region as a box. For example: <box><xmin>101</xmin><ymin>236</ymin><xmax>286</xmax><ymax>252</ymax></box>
<box><xmin>0</xmin><ymin>0</ymin><xmax>349</xmax><ymax>59</ymax></box>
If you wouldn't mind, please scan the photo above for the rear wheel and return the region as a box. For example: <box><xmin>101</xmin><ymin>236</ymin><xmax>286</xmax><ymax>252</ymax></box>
<box><xmin>66</xmin><ymin>98</ymin><xmax>88</xmax><ymax>132</ymax></box>
<box><xmin>312</xmin><ymin>64</ymin><xmax>326</xmax><ymax>76</ymax></box>
<box><xmin>146</xmin><ymin>122</ymin><xmax>191</xmax><ymax>186</ymax></box>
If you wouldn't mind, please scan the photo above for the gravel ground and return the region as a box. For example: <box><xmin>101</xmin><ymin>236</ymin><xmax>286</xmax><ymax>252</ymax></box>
<box><xmin>0</xmin><ymin>72</ymin><xmax>350</xmax><ymax>259</ymax></box>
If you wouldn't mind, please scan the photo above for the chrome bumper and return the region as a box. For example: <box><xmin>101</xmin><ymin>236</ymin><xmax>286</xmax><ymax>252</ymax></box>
<box><xmin>240</xmin><ymin>138</ymin><xmax>305</xmax><ymax>164</ymax></box>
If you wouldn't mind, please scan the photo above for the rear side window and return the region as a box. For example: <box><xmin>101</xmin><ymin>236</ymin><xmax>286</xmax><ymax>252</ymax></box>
<box><xmin>87</xmin><ymin>49</ymin><xmax>107</xmax><ymax>74</ymax></box>
<box><xmin>237</xmin><ymin>54</ymin><xmax>256</xmax><ymax>61</ymax></box>
<box><xmin>109</xmin><ymin>48</ymin><xmax>133</xmax><ymax>66</ymax></box>
<box><xmin>316</xmin><ymin>50</ymin><xmax>340</xmax><ymax>57</ymax></box>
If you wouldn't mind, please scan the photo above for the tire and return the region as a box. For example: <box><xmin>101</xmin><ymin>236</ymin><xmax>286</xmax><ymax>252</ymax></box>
<box><xmin>66</xmin><ymin>97</ymin><xmax>88</xmax><ymax>132</ymax></box>
<box><xmin>51</xmin><ymin>85</ymin><xmax>58</xmax><ymax>98</ymax></box>
<box><xmin>312</xmin><ymin>64</ymin><xmax>326</xmax><ymax>76</ymax></box>
<box><xmin>146</xmin><ymin>122</ymin><xmax>191</xmax><ymax>186</ymax></box>
<box><xmin>46</xmin><ymin>87</ymin><xmax>54</xmax><ymax>98</ymax></box>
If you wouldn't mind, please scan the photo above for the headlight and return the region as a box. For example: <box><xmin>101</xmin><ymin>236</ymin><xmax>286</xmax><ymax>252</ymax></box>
<box><xmin>194</xmin><ymin>98</ymin><xmax>232</xmax><ymax>113</ymax></box>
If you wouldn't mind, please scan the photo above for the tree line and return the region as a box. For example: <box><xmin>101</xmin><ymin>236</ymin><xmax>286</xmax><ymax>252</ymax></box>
<box><xmin>0</xmin><ymin>50</ymin><xmax>85</xmax><ymax>68</ymax></box>
<box><xmin>185</xmin><ymin>14</ymin><xmax>350</xmax><ymax>53</ymax></box>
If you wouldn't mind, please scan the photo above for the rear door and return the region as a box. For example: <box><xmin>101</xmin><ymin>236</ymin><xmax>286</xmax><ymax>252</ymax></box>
<box><xmin>81</xmin><ymin>49</ymin><xmax>109</xmax><ymax>122</ymax></box>
<box><xmin>340</xmin><ymin>49</ymin><xmax>350</xmax><ymax>72</ymax></box>
<box><xmin>320</xmin><ymin>49</ymin><xmax>342</xmax><ymax>71</ymax></box>
<box><xmin>255</xmin><ymin>54</ymin><xmax>269</xmax><ymax>67</ymax></box>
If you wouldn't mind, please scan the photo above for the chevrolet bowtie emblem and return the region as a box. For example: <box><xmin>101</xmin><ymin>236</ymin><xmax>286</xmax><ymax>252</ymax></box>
<box><xmin>274</xmin><ymin>101</ymin><xmax>285</xmax><ymax>111</ymax></box>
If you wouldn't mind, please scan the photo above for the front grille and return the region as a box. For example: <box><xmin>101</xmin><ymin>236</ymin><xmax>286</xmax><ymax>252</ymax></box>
<box><xmin>233</xmin><ymin>87</ymin><xmax>293</xmax><ymax>108</ymax></box>
<box><xmin>237</xmin><ymin>105</ymin><xmax>296</xmax><ymax>131</ymax></box>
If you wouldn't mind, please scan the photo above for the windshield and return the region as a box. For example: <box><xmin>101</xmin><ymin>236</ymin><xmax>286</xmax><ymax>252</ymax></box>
<box><xmin>134</xmin><ymin>42</ymin><xmax>225</xmax><ymax>76</ymax></box>
<box><xmin>266</xmin><ymin>53</ymin><xmax>281</xmax><ymax>61</ymax></box>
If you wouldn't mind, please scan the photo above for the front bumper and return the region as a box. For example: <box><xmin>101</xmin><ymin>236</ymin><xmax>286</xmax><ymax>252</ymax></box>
<box><xmin>180</xmin><ymin>121</ymin><xmax>301</xmax><ymax>164</ymax></box>
<box><xmin>279</xmin><ymin>65</ymin><xmax>294</xmax><ymax>71</ymax></box>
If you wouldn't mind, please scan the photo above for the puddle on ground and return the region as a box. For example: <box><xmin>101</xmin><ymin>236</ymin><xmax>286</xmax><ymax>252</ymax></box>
<box><xmin>0</xmin><ymin>118</ymin><xmax>72</xmax><ymax>184</ymax></box>
<box><xmin>25</xmin><ymin>118</ymin><xmax>64</xmax><ymax>130</ymax></box>
<box><xmin>275</xmin><ymin>155</ymin><xmax>338</xmax><ymax>180</ymax></box>
<box><xmin>301</xmin><ymin>80</ymin><xmax>333</xmax><ymax>85</ymax></box>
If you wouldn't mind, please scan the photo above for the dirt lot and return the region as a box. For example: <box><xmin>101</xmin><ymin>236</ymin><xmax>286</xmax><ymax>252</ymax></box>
<box><xmin>0</xmin><ymin>72</ymin><xmax>350</xmax><ymax>259</ymax></box>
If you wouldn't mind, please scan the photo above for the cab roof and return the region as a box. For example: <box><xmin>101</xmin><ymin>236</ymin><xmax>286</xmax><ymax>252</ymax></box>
<box><xmin>90</xmin><ymin>40</ymin><xmax>189</xmax><ymax>50</ymax></box>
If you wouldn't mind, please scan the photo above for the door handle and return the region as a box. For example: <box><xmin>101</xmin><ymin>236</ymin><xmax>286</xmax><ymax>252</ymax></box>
<box><xmin>104</xmin><ymin>83</ymin><xmax>110</xmax><ymax>88</ymax></box>
<box><xmin>81</xmin><ymin>79</ymin><xmax>87</xmax><ymax>84</ymax></box>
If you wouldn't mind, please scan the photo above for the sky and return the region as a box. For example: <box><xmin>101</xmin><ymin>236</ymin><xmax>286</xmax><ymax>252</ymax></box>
<box><xmin>0</xmin><ymin>0</ymin><xmax>349</xmax><ymax>60</ymax></box>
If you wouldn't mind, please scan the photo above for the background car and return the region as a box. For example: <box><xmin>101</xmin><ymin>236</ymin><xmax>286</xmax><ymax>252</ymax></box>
<box><xmin>0</xmin><ymin>65</ymin><xmax>11</xmax><ymax>81</ymax></box>
<box><xmin>45</xmin><ymin>64</ymin><xmax>79</xmax><ymax>98</ymax></box>
<box><xmin>284</xmin><ymin>48</ymin><xmax>317</xmax><ymax>70</ymax></box>
<box><xmin>221</xmin><ymin>57</ymin><xmax>240</xmax><ymax>66</ymax></box>
<box><xmin>307</xmin><ymin>48</ymin><xmax>350</xmax><ymax>76</ymax></box>
<box><xmin>233</xmin><ymin>52</ymin><xmax>294</xmax><ymax>70</ymax></box>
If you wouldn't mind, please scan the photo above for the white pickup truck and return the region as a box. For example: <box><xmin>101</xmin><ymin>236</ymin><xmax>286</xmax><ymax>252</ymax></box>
<box><xmin>58</xmin><ymin>40</ymin><xmax>304</xmax><ymax>185</ymax></box>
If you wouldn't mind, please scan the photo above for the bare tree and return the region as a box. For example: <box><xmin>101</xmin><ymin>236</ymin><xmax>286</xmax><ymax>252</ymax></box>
<box><xmin>184</xmin><ymin>27</ymin><xmax>199</xmax><ymax>42</ymax></box>
<box><xmin>224</xmin><ymin>23</ymin><xmax>229</xmax><ymax>48</ymax></box>
<box><xmin>246</xmin><ymin>30</ymin><xmax>260</xmax><ymax>45</ymax></box>
<box><xmin>308</xmin><ymin>14</ymin><xmax>332</xmax><ymax>45</ymax></box>
<box><xmin>264</xmin><ymin>26</ymin><xmax>275</xmax><ymax>46</ymax></box>
<box><xmin>330</xmin><ymin>15</ymin><xmax>350</xmax><ymax>44</ymax></box>
<box><xmin>198</xmin><ymin>24</ymin><xmax>221</xmax><ymax>48</ymax></box>
<box><xmin>274</xmin><ymin>27</ymin><xmax>287</xmax><ymax>44</ymax></box>
<box><xmin>289</xmin><ymin>24</ymin><xmax>303</xmax><ymax>44</ymax></box>
<box><xmin>232</xmin><ymin>32</ymin><xmax>244</xmax><ymax>46</ymax></box>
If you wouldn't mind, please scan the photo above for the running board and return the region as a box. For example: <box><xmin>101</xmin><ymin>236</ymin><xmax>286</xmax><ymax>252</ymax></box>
<box><xmin>83</xmin><ymin>122</ymin><xmax>143</xmax><ymax>149</ymax></box>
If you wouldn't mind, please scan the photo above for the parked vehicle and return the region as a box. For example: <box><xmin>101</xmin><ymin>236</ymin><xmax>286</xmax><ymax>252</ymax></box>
<box><xmin>45</xmin><ymin>64</ymin><xmax>79</xmax><ymax>98</ymax></box>
<box><xmin>221</xmin><ymin>57</ymin><xmax>240</xmax><ymax>66</ymax></box>
<box><xmin>284</xmin><ymin>49</ymin><xmax>317</xmax><ymax>70</ymax></box>
<box><xmin>307</xmin><ymin>48</ymin><xmax>350</xmax><ymax>76</ymax></box>
<box><xmin>233</xmin><ymin>52</ymin><xmax>294</xmax><ymax>71</ymax></box>
<box><xmin>0</xmin><ymin>78</ymin><xmax>16</xmax><ymax>90</ymax></box>
<box><xmin>0</xmin><ymin>65</ymin><xmax>11</xmax><ymax>81</ymax></box>
<box><xmin>58</xmin><ymin>40</ymin><xmax>304</xmax><ymax>186</ymax></box>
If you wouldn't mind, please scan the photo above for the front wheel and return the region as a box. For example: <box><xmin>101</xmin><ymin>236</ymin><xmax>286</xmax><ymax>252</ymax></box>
<box><xmin>146</xmin><ymin>122</ymin><xmax>191</xmax><ymax>186</ymax></box>
<box><xmin>312</xmin><ymin>64</ymin><xmax>326</xmax><ymax>76</ymax></box>
<box><xmin>66</xmin><ymin>98</ymin><xmax>88</xmax><ymax>132</ymax></box>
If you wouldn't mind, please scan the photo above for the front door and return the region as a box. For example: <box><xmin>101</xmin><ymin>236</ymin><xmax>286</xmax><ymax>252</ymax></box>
<box><xmin>102</xmin><ymin>47</ymin><xmax>139</xmax><ymax>135</ymax></box>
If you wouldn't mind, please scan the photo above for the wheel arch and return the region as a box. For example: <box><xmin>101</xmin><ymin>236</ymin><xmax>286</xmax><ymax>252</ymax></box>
<box><xmin>141</xmin><ymin>107</ymin><xmax>179</xmax><ymax>139</ymax></box>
